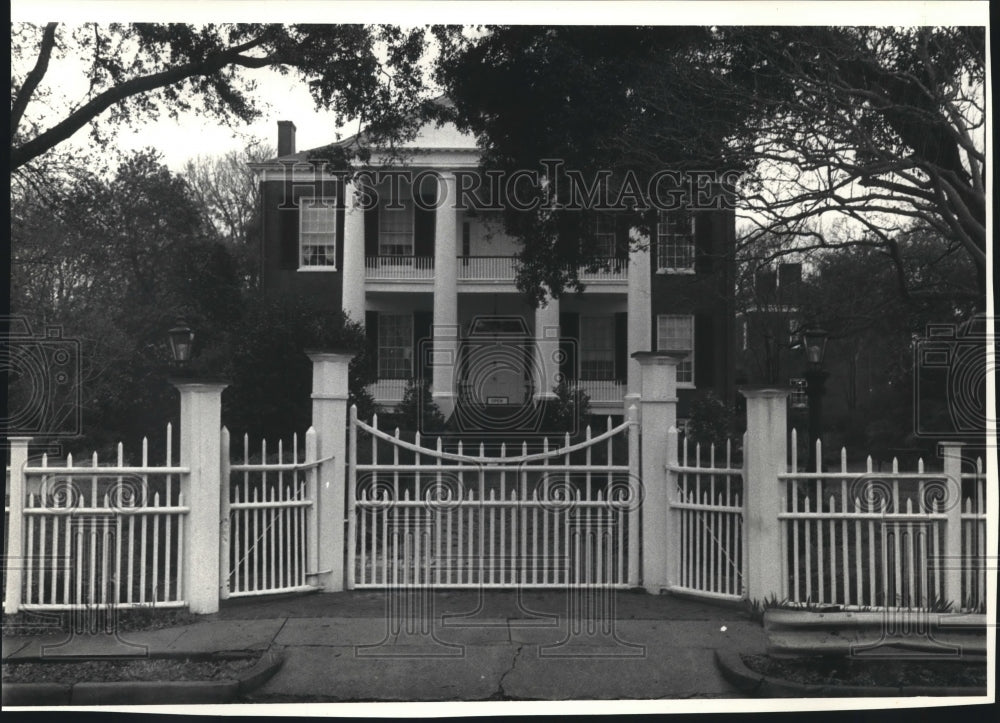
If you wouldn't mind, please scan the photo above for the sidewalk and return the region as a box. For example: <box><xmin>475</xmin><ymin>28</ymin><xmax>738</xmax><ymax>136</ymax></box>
<box><xmin>3</xmin><ymin>590</ymin><xmax>767</xmax><ymax>702</ymax></box>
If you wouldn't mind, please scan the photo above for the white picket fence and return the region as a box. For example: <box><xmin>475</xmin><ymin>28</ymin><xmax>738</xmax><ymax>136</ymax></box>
<box><xmin>778</xmin><ymin>432</ymin><xmax>987</xmax><ymax>612</ymax></box>
<box><xmin>666</xmin><ymin>432</ymin><xmax>746</xmax><ymax>601</ymax></box>
<box><xmin>221</xmin><ymin>427</ymin><xmax>320</xmax><ymax>598</ymax></box>
<box><xmin>5</xmin><ymin>428</ymin><xmax>189</xmax><ymax>611</ymax></box>
<box><xmin>349</xmin><ymin>407</ymin><xmax>640</xmax><ymax>588</ymax></box>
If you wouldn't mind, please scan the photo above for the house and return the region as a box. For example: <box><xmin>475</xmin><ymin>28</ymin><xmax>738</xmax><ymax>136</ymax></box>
<box><xmin>252</xmin><ymin>116</ymin><xmax>736</xmax><ymax>426</ymax></box>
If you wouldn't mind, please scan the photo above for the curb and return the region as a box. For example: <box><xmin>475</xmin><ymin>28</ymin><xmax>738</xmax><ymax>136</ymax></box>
<box><xmin>713</xmin><ymin>649</ymin><xmax>986</xmax><ymax>698</ymax></box>
<box><xmin>1</xmin><ymin>649</ymin><xmax>284</xmax><ymax>706</ymax></box>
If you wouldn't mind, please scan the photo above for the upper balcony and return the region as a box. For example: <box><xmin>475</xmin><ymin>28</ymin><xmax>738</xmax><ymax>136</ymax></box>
<box><xmin>364</xmin><ymin>256</ymin><xmax>628</xmax><ymax>290</ymax></box>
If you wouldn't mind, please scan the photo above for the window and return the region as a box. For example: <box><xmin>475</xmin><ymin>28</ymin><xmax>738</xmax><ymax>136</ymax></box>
<box><xmin>378</xmin><ymin>314</ymin><xmax>413</xmax><ymax>379</ymax></box>
<box><xmin>580</xmin><ymin>315</ymin><xmax>615</xmax><ymax>380</ymax></box>
<box><xmin>594</xmin><ymin>215</ymin><xmax>616</xmax><ymax>258</ymax></box>
<box><xmin>378</xmin><ymin>190</ymin><xmax>414</xmax><ymax>256</ymax></box>
<box><xmin>299</xmin><ymin>198</ymin><xmax>337</xmax><ymax>268</ymax></box>
<box><xmin>656</xmin><ymin>212</ymin><xmax>695</xmax><ymax>272</ymax></box>
<box><xmin>656</xmin><ymin>314</ymin><xmax>695</xmax><ymax>384</ymax></box>
<box><xmin>790</xmin><ymin>378</ymin><xmax>808</xmax><ymax>409</ymax></box>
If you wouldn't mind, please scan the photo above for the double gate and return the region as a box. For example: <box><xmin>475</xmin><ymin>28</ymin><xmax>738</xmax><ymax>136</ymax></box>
<box><xmin>347</xmin><ymin>408</ymin><xmax>641</xmax><ymax>588</ymax></box>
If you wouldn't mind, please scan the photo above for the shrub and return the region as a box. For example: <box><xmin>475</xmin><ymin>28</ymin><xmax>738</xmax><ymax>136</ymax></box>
<box><xmin>686</xmin><ymin>391</ymin><xmax>740</xmax><ymax>449</ymax></box>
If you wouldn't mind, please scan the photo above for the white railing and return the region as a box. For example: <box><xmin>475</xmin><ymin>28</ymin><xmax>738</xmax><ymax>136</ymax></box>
<box><xmin>578</xmin><ymin>257</ymin><xmax>628</xmax><ymax>282</ymax></box>
<box><xmin>221</xmin><ymin>427</ymin><xmax>319</xmax><ymax>598</ymax></box>
<box><xmin>578</xmin><ymin>380</ymin><xmax>626</xmax><ymax>403</ymax></box>
<box><xmin>7</xmin><ymin>428</ymin><xmax>190</xmax><ymax>611</ymax></box>
<box><xmin>349</xmin><ymin>407</ymin><xmax>640</xmax><ymax>588</ymax></box>
<box><xmin>777</xmin><ymin>432</ymin><xmax>986</xmax><ymax>611</ymax></box>
<box><xmin>667</xmin><ymin>431</ymin><xmax>745</xmax><ymax>601</ymax></box>
<box><xmin>457</xmin><ymin>256</ymin><xmax>517</xmax><ymax>281</ymax></box>
<box><xmin>367</xmin><ymin>379</ymin><xmax>410</xmax><ymax>403</ymax></box>
<box><xmin>365</xmin><ymin>256</ymin><xmax>434</xmax><ymax>280</ymax></box>
<box><xmin>456</xmin><ymin>256</ymin><xmax>628</xmax><ymax>283</ymax></box>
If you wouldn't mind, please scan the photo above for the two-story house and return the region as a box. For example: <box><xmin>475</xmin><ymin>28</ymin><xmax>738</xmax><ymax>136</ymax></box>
<box><xmin>253</xmin><ymin>116</ymin><xmax>735</xmax><ymax>426</ymax></box>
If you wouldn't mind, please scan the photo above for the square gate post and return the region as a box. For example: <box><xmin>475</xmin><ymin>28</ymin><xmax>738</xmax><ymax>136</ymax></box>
<box><xmin>173</xmin><ymin>380</ymin><xmax>229</xmax><ymax>614</ymax></box>
<box><xmin>4</xmin><ymin>437</ymin><xmax>32</xmax><ymax>614</ymax></box>
<box><xmin>740</xmin><ymin>387</ymin><xmax>790</xmax><ymax>603</ymax></box>
<box><xmin>632</xmin><ymin>351</ymin><xmax>685</xmax><ymax>593</ymax></box>
<box><xmin>307</xmin><ymin>351</ymin><xmax>353</xmax><ymax>592</ymax></box>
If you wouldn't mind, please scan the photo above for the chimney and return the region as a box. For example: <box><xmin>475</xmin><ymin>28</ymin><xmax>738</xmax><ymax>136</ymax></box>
<box><xmin>777</xmin><ymin>263</ymin><xmax>802</xmax><ymax>301</ymax></box>
<box><xmin>277</xmin><ymin>120</ymin><xmax>296</xmax><ymax>157</ymax></box>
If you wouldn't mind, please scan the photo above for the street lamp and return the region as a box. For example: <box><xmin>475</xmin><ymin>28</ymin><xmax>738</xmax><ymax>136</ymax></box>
<box><xmin>800</xmin><ymin>327</ymin><xmax>829</xmax><ymax>471</ymax></box>
<box><xmin>167</xmin><ymin>319</ymin><xmax>195</xmax><ymax>369</ymax></box>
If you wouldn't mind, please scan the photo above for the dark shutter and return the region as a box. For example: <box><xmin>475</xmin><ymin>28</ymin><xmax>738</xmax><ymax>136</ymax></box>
<box><xmin>413</xmin><ymin>311</ymin><xmax>433</xmax><ymax>381</ymax></box>
<box><xmin>414</xmin><ymin>200</ymin><xmax>435</xmax><ymax>258</ymax></box>
<box><xmin>694</xmin><ymin>313</ymin><xmax>715</xmax><ymax>388</ymax></box>
<box><xmin>364</xmin><ymin>205</ymin><xmax>379</xmax><ymax>258</ymax></box>
<box><xmin>614</xmin><ymin>216</ymin><xmax>630</xmax><ymax>260</ymax></box>
<box><xmin>279</xmin><ymin>187</ymin><xmax>299</xmax><ymax>269</ymax></box>
<box><xmin>694</xmin><ymin>212</ymin><xmax>713</xmax><ymax>274</ymax></box>
<box><xmin>366</xmin><ymin>311</ymin><xmax>379</xmax><ymax>377</ymax></box>
<box><xmin>614</xmin><ymin>312</ymin><xmax>628</xmax><ymax>383</ymax></box>
<box><xmin>560</xmin><ymin>312</ymin><xmax>579</xmax><ymax>382</ymax></box>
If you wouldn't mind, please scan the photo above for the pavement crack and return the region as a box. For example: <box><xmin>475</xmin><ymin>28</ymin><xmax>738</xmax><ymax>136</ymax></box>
<box><xmin>496</xmin><ymin>643</ymin><xmax>524</xmax><ymax>700</ymax></box>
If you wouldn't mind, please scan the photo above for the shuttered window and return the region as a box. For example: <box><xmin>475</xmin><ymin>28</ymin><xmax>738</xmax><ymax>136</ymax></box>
<box><xmin>656</xmin><ymin>212</ymin><xmax>695</xmax><ymax>272</ymax></box>
<box><xmin>299</xmin><ymin>198</ymin><xmax>337</xmax><ymax>268</ymax></box>
<box><xmin>656</xmin><ymin>314</ymin><xmax>695</xmax><ymax>384</ymax></box>
<box><xmin>378</xmin><ymin>313</ymin><xmax>413</xmax><ymax>379</ymax></box>
<box><xmin>580</xmin><ymin>315</ymin><xmax>615</xmax><ymax>380</ymax></box>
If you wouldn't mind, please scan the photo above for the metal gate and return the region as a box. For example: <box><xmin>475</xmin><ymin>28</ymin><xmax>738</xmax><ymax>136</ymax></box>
<box><xmin>348</xmin><ymin>407</ymin><xmax>640</xmax><ymax>588</ymax></box>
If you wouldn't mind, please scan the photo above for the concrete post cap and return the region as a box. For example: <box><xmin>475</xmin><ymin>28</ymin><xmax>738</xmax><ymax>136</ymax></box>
<box><xmin>305</xmin><ymin>349</ymin><xmax>355</xmax><ymax>362</ymax></box>
<box><xmin>169</xmin><ymin>378</ymin><xmax>230</xmax><ymax>390</ymax></box>
<box><xmin>738</xmin><ymin>386</ymin><xmax>791</xmax><ymax>399</ymax></box>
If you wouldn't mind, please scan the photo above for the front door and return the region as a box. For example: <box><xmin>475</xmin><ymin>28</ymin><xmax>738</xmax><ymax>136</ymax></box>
<box><xmin>460</xmin><ymin>316</ymin><xmax>531</xmax><ymax>405</ymax></box>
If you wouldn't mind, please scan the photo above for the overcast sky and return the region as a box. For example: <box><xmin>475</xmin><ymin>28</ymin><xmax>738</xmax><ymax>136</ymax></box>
<box><xmin>11</xmin><ymin>1</ymin><xmax>988</xmax><ymax>172</ymax></box>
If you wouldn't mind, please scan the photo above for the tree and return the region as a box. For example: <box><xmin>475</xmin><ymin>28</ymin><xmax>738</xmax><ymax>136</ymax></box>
<box><xmin>11</xmin><ymin>23</ymin><xmax>432</xmax><ymax>172</ymax></box>
<box><xmin>184</xmin><ymin>141</ymin><xmax>274</xmax><ymax>291</ymax></box>
<box><xmin>10</xmin><ymin>148</ymin><xmax>244</xmax><ymax>455</ymax></box>
<box><xmin>434</xmin><ymin>26</ymin><xmax>986</xmax><ymax>305</ymax></box>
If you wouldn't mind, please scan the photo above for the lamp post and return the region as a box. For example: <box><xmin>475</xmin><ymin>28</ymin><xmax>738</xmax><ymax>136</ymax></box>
<box><xmin>168</xmin><ymin>319</ymin><xmax>195</xmax><ymax>371</ymax></box>
<box><xmin>801</xmin><ymin>327</ymin><xmax>829</xmax><ymax>471</ymax></box>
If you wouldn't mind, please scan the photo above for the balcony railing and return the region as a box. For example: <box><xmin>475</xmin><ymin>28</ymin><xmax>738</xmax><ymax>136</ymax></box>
<box><xmin>578</xmin><ymin>379</ymin><xmax>626</xmax><ymax>403</ymax></box>
<box><xmin>457</xmin><ymin>256</ymin><xmax>518</xmax><ymax>281</ymax></box>
<box><xmin>457</xmin><ymin>256</ymin><xmax>627</xmax><ymax>283</ymax></box>
<box><xmin>365</xmin><ymin>256</ymin><xmax>434</xmax><ymax>280</ymax></box>
<box><xmin>578</xmin><ymin>257</ymin><xmax>628</xmax><ymax>282</ymax></box>
<box><xmin>367</xmin><ymin>378</ymin><xmax>411</xmax><ymax>403</ymax></box>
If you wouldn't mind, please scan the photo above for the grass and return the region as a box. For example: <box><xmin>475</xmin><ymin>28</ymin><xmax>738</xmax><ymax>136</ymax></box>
<box><xmin>2</xmin><ymin>606</ymin><xmax>200</xmax><ymax>637</ymax></box>
<box><xmin>2</xmin><ymin>654</ymin><xmax>260</xmax><ymax>685</ymax></box>
<box><xmin>742</xmin><ymin>654</ymin><xmax>986</xmax><ymax>689</ymax></box>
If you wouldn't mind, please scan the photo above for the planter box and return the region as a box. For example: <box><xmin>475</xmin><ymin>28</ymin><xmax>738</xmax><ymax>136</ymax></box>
<box><xmin>763</xmin><ymin>609</ymin><xmax>986</xmax><ymax>659</ymax></box>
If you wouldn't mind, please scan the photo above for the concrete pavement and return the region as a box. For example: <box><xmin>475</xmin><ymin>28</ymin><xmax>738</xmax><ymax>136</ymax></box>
<box><xmin>3</xmin><ymin>590</ymin><xmax>767</xmax><ymax>702</ymax></box>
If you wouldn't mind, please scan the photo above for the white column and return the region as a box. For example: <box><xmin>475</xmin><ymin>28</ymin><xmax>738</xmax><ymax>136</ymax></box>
<box><xmin>432</xmin><ymin>172</ymin><xmax>459</xmax><ymax>418</ymax></box>
<box><xmin>941</xmin><ymin>442</ymin><xmax>965</xmax><ymax>606</ymax></box>
<box><xmin>626</xmin><ymin>234</ymin><xmax>652</xmax><ymax>412</ymax></box>
<box><xmin>633</xmin><ymin>351</ymin><xmax>683</xmax><ymax>593</ymax></box>
<box><xmin>533</xmin><ymin>294</ymin><xmax>560</xmax><ymax>402</ymax></box>
<box><xmin>4</xmin><ymin>437</ymin><xmax>31</xmax><ymax>613</ymax></box>
<box><xmin>174</xmin><ymin>381</ymin><xmax>228</xmax><ymax>614</ymax></box>
<box><xmin>308</xmin><ymin>351</ymin><xmax>353</xmax><ymax>591</ymax></box>
<box><xmin>342</xmin><ymin>179</ymin><xmax>366</xmax><ymax>327</ymax></box>
<box><xmin>741</xmin><ymin>387</ymin><xmax>790</xmax><ymax>602</ymax></box>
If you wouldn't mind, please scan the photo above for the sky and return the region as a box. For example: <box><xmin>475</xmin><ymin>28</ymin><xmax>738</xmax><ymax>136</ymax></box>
<box><xmin>10</xmin><ymin>1</ymin><xmax>989</xmax><ymax>173</ymax></box>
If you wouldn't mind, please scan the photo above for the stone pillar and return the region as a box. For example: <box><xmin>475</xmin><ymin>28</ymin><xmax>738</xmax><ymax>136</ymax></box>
<box><xmin>173</xmin><ymin>380</ymin><xmax>228</xmax><ymax>614</ymax></box>
<box><xmin>626</xmin><ymin>235</ymin><xmax>652</xmax><ymax>412</ymax></box>
<box><xmin>533</xmin><ymin>294</ymin><xmax>560</xmax><ymax>402</ymax></box>
<box><xmin>740</xmin><ymin>387</ymin><xmax>790</xmax><ymax>602</ymax></box>
<box><xmin>432</xmin><ymin>172</ymin><xmax>459</xmax><ymax>418</ymax></box>
<box><xmin>632</xmin><ymin>351</ymin><xmax>684</xmax><ymax>593</ymax></box>
<box><xmin>4</xmin><ymin>437</ymin><xmax>31</xmax><ymax>613</ymax></box>
<box><xmin>342</xmin><ymin>179</ymin><xmax>367</xmax><ymax>327</ymax></box>
<box><xmin>308</xmin><ymin>351</ymin><xmax>352</xmax><ymax>591</ymax></box>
